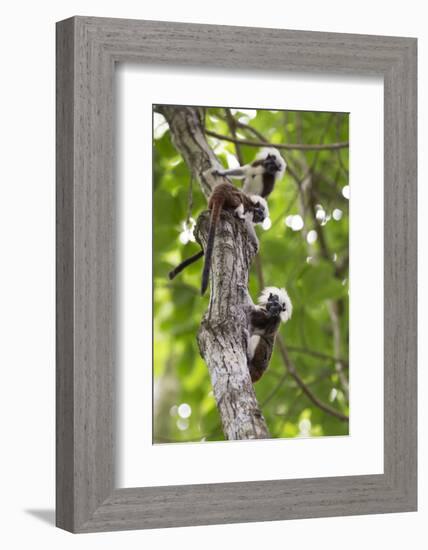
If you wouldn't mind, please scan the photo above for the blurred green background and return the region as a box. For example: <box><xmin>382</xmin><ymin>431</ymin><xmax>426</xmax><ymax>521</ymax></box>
<box><xmin>153</xmin><ymin>107</ymin><xmax>349</xmax><ymax>443</ymax></box>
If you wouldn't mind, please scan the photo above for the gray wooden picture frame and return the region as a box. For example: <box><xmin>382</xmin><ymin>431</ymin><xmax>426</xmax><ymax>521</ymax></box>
<box><xmin>56</xmin><ymin>16</ymin><xmax>417</xmax><ymax>533</ymax></box>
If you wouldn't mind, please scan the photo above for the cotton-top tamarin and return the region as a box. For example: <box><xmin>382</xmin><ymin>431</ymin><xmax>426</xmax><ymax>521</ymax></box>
<box><xmin>200</xmin><ymin>182</ymin><xmax>268</xmax><ymax>295</ymax></box>
<box><xmin>168</xmin><ymin>148</ymin><xmax>285</xmax><ymax>281</ymax></box>
<box><xmin>214</xmin><ymin>147</ymin><xmax>286</xmax><ymax>198</ymax></box>
<box><xmin>248</xmin><ymin>286</ymin><xmax>292</xmax><ymax>382</ymax></box>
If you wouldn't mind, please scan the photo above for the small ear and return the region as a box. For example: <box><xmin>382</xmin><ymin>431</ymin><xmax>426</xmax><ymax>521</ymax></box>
<box><xmin>269</xmin><ymin>293</ymin><xmax>273</xmax><ymax>300</ymax></box>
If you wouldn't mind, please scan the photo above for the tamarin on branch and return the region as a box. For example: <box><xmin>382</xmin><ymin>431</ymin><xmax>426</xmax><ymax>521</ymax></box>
<box><xmin>200</xmin><ymin>182</ymin><xmax>268</xmax><ymax>295</ymax></box>
<box><xmin>168</xmin><ymin>147</ymin><xmax>285</xmax><ymax>282</ymax></box>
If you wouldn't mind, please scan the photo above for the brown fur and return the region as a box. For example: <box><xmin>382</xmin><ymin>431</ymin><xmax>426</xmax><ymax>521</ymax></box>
<box><xmin>201</xmin><ymin>183</ymin><xmax>261</xmax><ymax>295</ymax></box>
<box><xmin>169</xmin><ymin>183</ymin><xmax>265</xmax><ymax>293</ymax></box>
<box><xmin>248</xmin><ymin>308</ymin><xmax>281</xmax><ymax>382</ymax></box>
<box><xmin>207</xmin><ymin>182</ymin><xmax>254</xmax><ymax>212</ymax></box>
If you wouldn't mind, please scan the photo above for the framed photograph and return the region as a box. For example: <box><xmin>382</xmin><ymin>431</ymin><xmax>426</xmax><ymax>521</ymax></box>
<box><xmin>56</xmin><ymin>17</ymin><xmax>417</xmax><ymax>532</ymax></box>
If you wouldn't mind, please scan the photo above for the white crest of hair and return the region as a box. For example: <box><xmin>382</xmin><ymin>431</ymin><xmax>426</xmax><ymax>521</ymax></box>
<box><xmin>258</xmin><ymin>286</ymin><xmax>293</xmax><ymax>322</ymax></box>
<box><xmin>256</xmin><ymin>147</ymin><xmax>287</xmax><ymax>177</ymax></box>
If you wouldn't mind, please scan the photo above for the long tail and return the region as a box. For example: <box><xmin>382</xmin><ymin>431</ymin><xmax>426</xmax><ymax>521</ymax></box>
<box><xmin>168</xmin><ymin>250</ymin><xmax>204</xmax><ymax>280</ymax></box>
<box><xmin>201</xmin><ymin>198</ymin><xmax>223</xmax><ymax>295</ymax></box>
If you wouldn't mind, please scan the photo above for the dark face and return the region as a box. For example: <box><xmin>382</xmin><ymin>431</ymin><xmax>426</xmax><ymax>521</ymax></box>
<box><xmin>263</xmin><ymin>154</ymin><xmax>281</xmax><ymax>176</ymax></box>
<box><xmin>266</xmin><ymin>293</ymin><xmax>283</xmax><ymax>318</ymax></box>
<box><xmin>252</xmin><ymin>202</ymin><xmax>267</xmax><ymax>223</ymax></box>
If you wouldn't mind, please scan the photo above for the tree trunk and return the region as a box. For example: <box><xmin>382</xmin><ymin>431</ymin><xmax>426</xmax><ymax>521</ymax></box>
<box><xmin>158</xmin><ymin>105</ymin><xmax>270</xmax><ymax>440</ymax></box>
<box><xmin>156</xmin><ymin>106</ymin><xmax>219</xmax><ymax>198</ymax></box>
<box><xmin>196</xmin><ymin>211</ymin><xmax>270</xmax><ymax>440</ymax></box>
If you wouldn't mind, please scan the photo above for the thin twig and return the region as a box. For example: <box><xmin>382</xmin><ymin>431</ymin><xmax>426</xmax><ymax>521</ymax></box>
<box><xmin>252</xmin><ymin>245</ymin><xmax>349</xmax><ymax>423</ymax></box>
<box><xmin>298</xmin><ymin>113</ymin><xmax>336</xmax><ymax>186</ymax></box>
<box><xmin>234</xmin><ymin>122</ymin><xmax>303</xmax><ymax>183</ymax></box>
<box><xmin>224</xmin><ymin>108</ymin><xmax>244</xmax><ymax>165</ymax></box>
<box><xmin>270</xmin><ymin>189</ymin><xmax>299</xmax><ymax>229</ymax></box>
<box><xmin>234</xmin><ymin>120</ymin><xmax>269</xmax><ymax>142</ymax></box>
<box><xmin>335</xmin><ymin>113</ymin><xmax>349</xmax><ymax>178</ymax></box>
<box><xmin>261</xmin><ymin>373</ymin><xmax>288</xmax><ymax>407</ymax></box>
<box><xmin>276</xmin><ymin>336</ymin><xmax>349</xmax><ymax>422</ymax></box>
<box><xmin>328</xmin><ymin>301</ymin><xmax>350</xmax><ymax>399</ymax></box>
<box><xmin>205</xmin><ymin>129</ymin><xmax>349</xmax><ymax>151</ymax></box>
<box><xmin>299</xmin><ymin>119</ymin><xmax>350</xmax><ymax>401</ymax></box>
<box><xmin>287</xmin><ymin>345</ymin><xmax>348</xmax><ymax>366</ymax></box>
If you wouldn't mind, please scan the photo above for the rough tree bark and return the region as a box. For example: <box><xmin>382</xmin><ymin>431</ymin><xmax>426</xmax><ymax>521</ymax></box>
<box><xmin>156</xmin><ymin>106</ymin><xmax>219</xmax><ymax>198</ymax></box>
<box><xmin>157</xmin><ymin>105</ymin><xmax>270</xmax><ymax>439</ymax></box>
<box><xmin>196</xmin><ymin>212</ymin><xmax>270</xmax><ymax>439</ymax></box>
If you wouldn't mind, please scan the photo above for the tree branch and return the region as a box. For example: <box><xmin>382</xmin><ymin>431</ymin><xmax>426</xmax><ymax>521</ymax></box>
<box><xmin>226</xmin><ymin>122</ymin><xmax>303</xmax><ymax>186</ymax></box>
<box><xmin>276</xmin><ymin>336</ymin><xmax>349</xmax><ymax>422</ymax></box>
<box><xmin>196</xmin><ymin>211</ymin><xmax>269</xmax><ymax>439</ymax></box>
<box><xmin>291</xmin><ymin>116</ymin><xmax>350</xmax><ymax>401</ymax></box>
<box><xmin>224</xmin><ymin>108</ymin><xmax>244</xmax><ymax>165</ymax></box>
<box><xmin>251</xmin><ymin>236</ymin><xmax>349</xmax><ymax>423</ymax></box>
<box><xmin>161</xmin><ymin>106</ymin><xmax>270</xmax><ymax>440</ymax></box>
<box><xmin>306</xmin><ymin>176</ymin><xmax>350</xmax><ymax>400</ymax></box>
<box><xmin>157</xmin><ymin>105</ymin><xmax>219</xmax><ymax>198</ymax></box>
<box><xmin>287</xmin><ymin>345</ymin><xmax>349</xmax><ymax>366</ymax></box>
<box><xmin>205</xmin><ymin>129</ymin><xmax>349</xmax><ymax>151</ymax></box>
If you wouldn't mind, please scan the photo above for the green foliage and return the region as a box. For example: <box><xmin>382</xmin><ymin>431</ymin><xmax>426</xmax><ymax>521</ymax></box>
<box><xmin>153</xmin><ymin>107</ymin><xmax>349</xmax><ymax>443</ymax></box>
